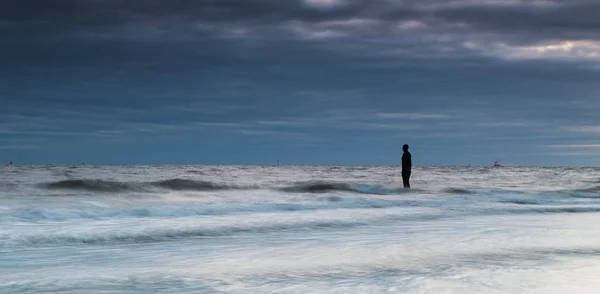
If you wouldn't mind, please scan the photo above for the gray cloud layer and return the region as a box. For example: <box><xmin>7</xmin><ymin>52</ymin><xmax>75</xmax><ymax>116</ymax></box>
<box><xmin>3</xmin><ymin>0</ymin><xmax>600</xmax><ymax>43</ymax></box>
<box><xmin>2</xmin><ymin>0</ymin><xmax>600</xmax><ymax>73</ymax></box>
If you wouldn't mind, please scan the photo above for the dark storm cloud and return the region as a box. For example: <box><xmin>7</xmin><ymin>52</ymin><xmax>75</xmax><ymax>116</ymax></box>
<box><xmin>432</xmin><ymin>0</ymin><xmax>600</xmax><ymax>42</ymax></box>
<box><xmin>3</xmin><ymin>0</ymin><xmax>599</xmax><ymax>67</ymax></box>
<box><xmin>3</xmin><ymin>0</ymin><xmax>599</xmax><ymax>40</ymax></box>
<box><xmin>0</xmin><ymin>0</ymin><xmax>380</xmax><ymax>28</ymax></box>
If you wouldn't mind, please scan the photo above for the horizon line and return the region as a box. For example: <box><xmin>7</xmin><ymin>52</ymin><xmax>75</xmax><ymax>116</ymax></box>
<box><xmin>3</xmin><ymin>163</ymin><xmax>598</xmax><ymax>168</ymax></box>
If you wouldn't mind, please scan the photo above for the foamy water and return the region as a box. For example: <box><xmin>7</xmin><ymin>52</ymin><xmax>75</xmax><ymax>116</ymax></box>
<box><xmin>2</xmin><ymin>165</ymin><xmax>600</xmax><ymax>293</ymax></box>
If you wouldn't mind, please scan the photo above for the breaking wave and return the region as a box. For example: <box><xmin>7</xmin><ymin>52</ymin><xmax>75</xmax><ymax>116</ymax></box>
<box><xmin>572</xmin><ymin>186</ymin><xmax>600</xmax><ymax>194</ymax></box>
<box><xmin>43</xmin><ymin>180</ymin><xmax>139</xmax><ymax>192</ymax></box>
<box><xmin>525</xmin><ymin>207</ymin><xmax>600</xmax><ymax>214</ymax></box>
<box><xmin>280</xmin><ymin>181</ymin><xmax>406</xmax><ymax>195</ymax></box>
<box><xmin>4</xmin><ymin>197</ymin><xmax>428</xmax><ymax>222</ymax></box>
<box><xmin>42</xmin><ymin>179</ymin><xmax>410</xmax><ymax>194</ymax></box>
<box><xmin>548</xmin><ymin>186</ymin><xmax>600</xmax><ymax>199</ymax></box>
<box><xmin>500</xmin><ymin>199</ymin><xmax>541</xmax><ymax>205</ymax></box>
<box><xmin>443</xmin><ymin>188</ymin><xmax>474</xmax><ymax>194</ymax></box>
<box><xmin>152</xmin><ymin>179</ymin><xmax>235</xmax><ymax>191</ymax></box>
<box><xmin>35</xmin><ymin>179</ymin><xmax>600</xmax><ymax>199</ymax></box>
<box><xmin>41</xmin><ymin>178</ymin><xmax>239</xmax><ymax>192</ymax></box>
<box><xmin>3</xmin><ymin>220</ymin><xmax>371</xmax><ymax>247</ymax></box>
<box><xmin>281</xmin><ymin>182</ymin><xmax>364</xmax><ymax>193</ymax></box>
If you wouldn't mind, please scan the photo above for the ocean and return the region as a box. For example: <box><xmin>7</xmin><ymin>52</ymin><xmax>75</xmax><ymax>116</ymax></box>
<box><xmin>2</xmin><ymin>165</ymin><xmax>600</xmax><ymax>293</ymax></box>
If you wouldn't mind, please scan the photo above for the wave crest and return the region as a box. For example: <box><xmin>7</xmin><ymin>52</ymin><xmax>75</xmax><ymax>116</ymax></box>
<box><xmin>573</xmin><ymin>186</ymin><xmax>600</xmax><ymax>193</ymax></box>
<box><xmin>279</xmin><ymin>181</ymin><xmax>410</xmax><ymax>195</ymax></box>
<box><xmin>443</xmin><ymin>188</ymin><xmax>474</xmax><ymax>194</ymax></box>
<box><xmin>281</xmin><ymin>182</ymin><xmax>361</xmax><ymax>193</ymax></box>
<box><xmin>41</xmin><ymin>178</ymin><xmax>236</xmax><ymax>192</ymax></box>
<box><xmin>152</xmin><ymin>179</ymin><xmax>231</xmax><ymax>191</ymax></box>
<box><xmin>43</xmin><ymin>180</ymin><xmax>137</xmax><ymax>192</ymax></box>
<box><xmin>6</xmin><ymin>220</ymin><xmax>366</xmax><ymax>247</ymax></box>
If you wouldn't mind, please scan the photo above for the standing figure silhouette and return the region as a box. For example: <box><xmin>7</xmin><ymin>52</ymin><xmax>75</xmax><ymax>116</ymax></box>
<box><xmin>402</xmin><ymin>144</ymin><xmax>412</xmax><ymax>188</ymax></box>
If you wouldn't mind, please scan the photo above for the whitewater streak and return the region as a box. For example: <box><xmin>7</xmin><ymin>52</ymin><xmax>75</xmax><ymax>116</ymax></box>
<box><xmin>2</xmin><ymin>165</ymin><xmax>600</xmax><ymax>293</ymax></box>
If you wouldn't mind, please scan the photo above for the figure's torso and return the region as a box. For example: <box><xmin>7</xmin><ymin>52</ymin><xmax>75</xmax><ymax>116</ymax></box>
<box><xmin>402</xmin><ymin>151</ymin><xmax>411</xmax><ymax>171</ymax></box>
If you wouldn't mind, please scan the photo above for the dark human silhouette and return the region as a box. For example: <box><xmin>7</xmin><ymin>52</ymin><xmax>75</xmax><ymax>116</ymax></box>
<box><xmin>402</xmin><ymin>144</ymin><xmax>411</xmax><ymax>188</ymax></box>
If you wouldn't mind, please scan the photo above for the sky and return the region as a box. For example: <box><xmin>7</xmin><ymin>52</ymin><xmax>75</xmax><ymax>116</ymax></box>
<box><xmin>1</xmin><ymin>0</ymin><xmax>600</xmax><ymax>166</ymax></box>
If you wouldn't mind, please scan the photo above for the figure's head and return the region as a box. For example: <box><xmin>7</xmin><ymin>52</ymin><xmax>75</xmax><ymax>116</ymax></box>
<box><xmin>403</xmin><ymin>144</ymin><xmax>409</xmax><ymax>152</ymax></box>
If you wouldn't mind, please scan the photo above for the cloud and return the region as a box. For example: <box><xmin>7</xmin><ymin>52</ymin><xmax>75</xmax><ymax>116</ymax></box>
<box><xmin>544</xmin><ymin>151</ymin><xmax>600</xmax><ymax>156</ymax></box>
<box><xmin>239</xmin><ymin>130</ymin><xmax>305</xmax><ymax>136</ymax></box>
<box><xmin>238</xmin><ymin>129</ymin><xmax>315</xmax><ymax>142</ymax></box>
<box><xmin>194</xmin><ymin>122</ymin><xmax>246</xmax><ymax>128</ymax></box>
<box><xmin>378</xmin><ymin>112</ymin><xmax>452</xmax><ymax>119</ymax></box>
<box><xmin>96</xmin><ymin>130</ymin><xmax>123</xmax><ymax>135</ymax></box>
<box><xmin>4</xmin><ymin>0</ymin><xmax>600</xmax><ymax>64</ymax></box>
<box><xmin>465</xmin><ymin>40</ymin><xmax>600</xmax><ymax>62</ymax></box>
<box><xmin>400</xmin><ymin>131</ymin><xmax>481</xmax><ymax>139</ymax></box>
<box><xmin>0</xmin><ymin>144</ymin><xmax>40</xmax><ymax>150</ymax></box>
<box><xmin>563</xmin><ymin>126</ymin><xmax>600</xmax><ymax>133</ymax></box>
<box><xmin>0</xmin><ymin>127</ymin><xmax>15</xmax><ymax>134</ymax></box>
<box><xmin>473</xmin><ymin>121</ymin><xmax>535</xmax><ymax>127</ymax></box>
<box><xmin>547</xmin><ymin>144</ymin><xmax>600</xmax><ymax>148</ymax></box>
<box><xmin>303</xmin><ymin>0</ymin><xmax>347</xmax><ymax>9</ymax></box>
<box><xmin>255</xmin><ymin>120</ymin><xmax>312</xmax><ymax>127</ymax></box>
<box><xmin>334</xmin><ymin>122</ymin><xmax>421</xmax><ymax>130</ymax></box>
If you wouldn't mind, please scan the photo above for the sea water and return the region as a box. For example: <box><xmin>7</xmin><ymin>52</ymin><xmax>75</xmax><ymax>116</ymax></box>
<box><xmin>2</xmin><ymin>165</ymin><xmax>600</xmax><ymax>293</ymax></box>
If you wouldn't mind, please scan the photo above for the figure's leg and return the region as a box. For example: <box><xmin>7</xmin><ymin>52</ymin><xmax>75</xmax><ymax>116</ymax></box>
<box><xmin>402</xmin><ymin>171</ymin><xmax>411</xmax><ymax>188</ymax></box>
